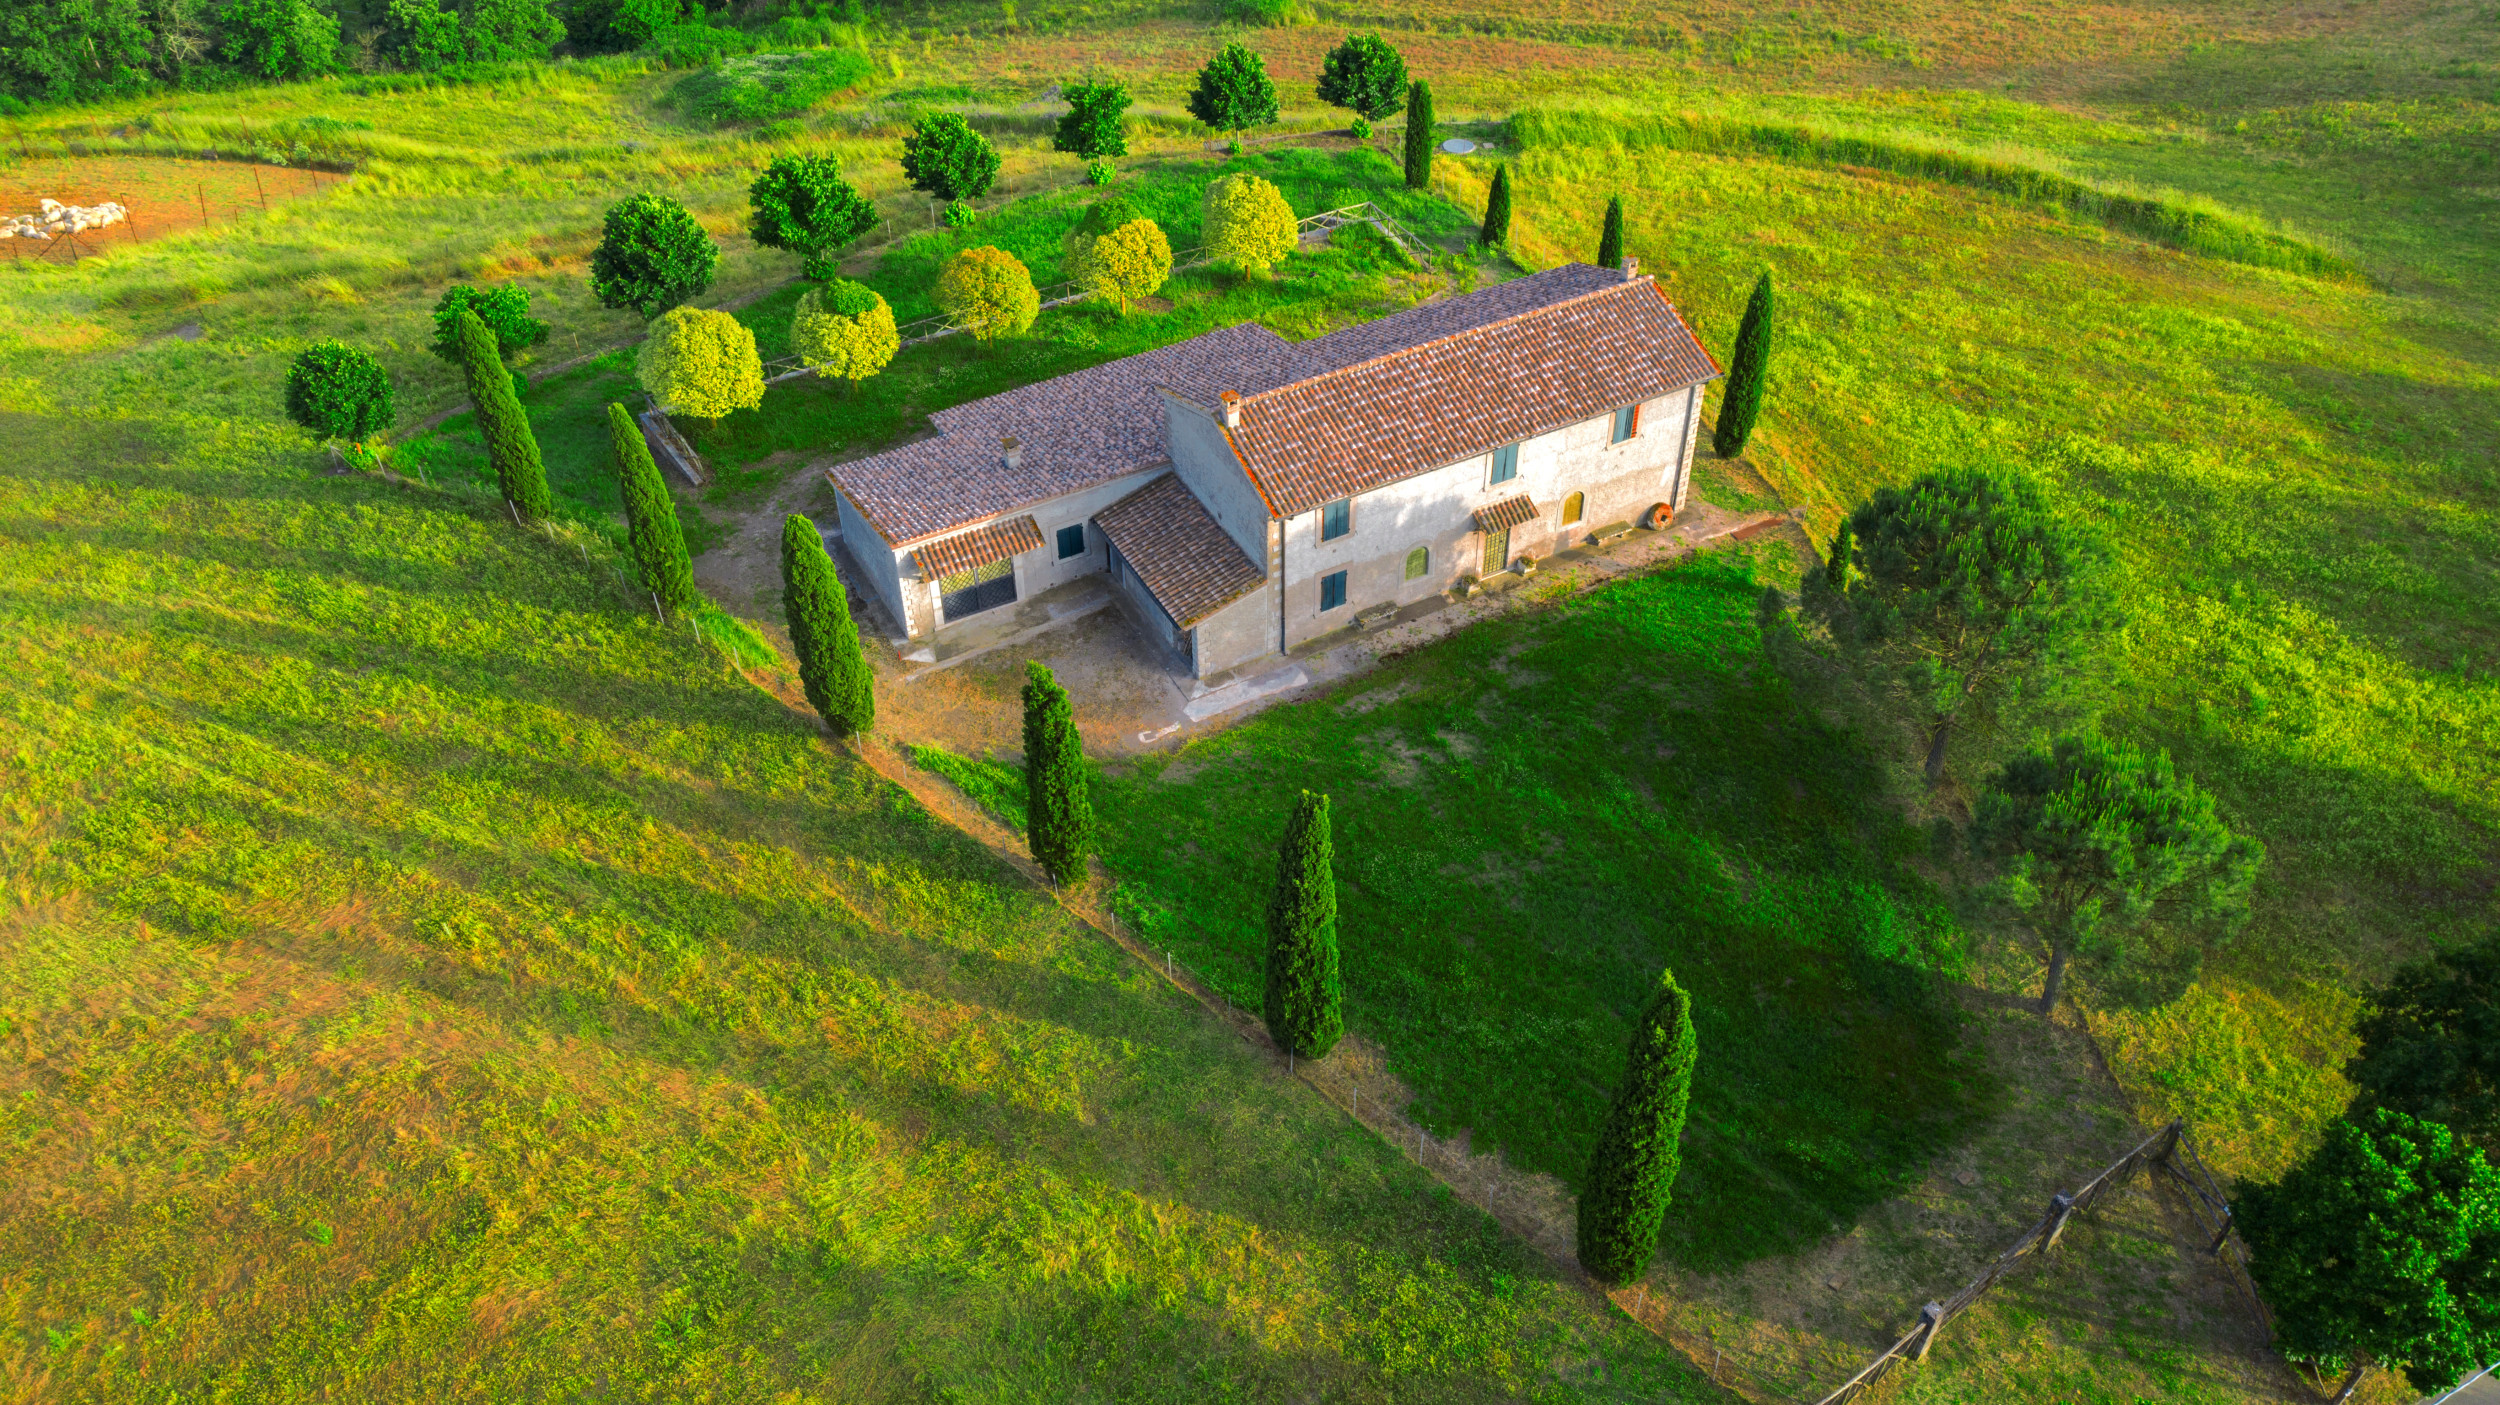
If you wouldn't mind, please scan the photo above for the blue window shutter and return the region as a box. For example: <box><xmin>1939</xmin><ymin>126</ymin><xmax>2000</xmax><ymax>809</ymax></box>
<box><xmin>1321</xmin><ymin>570</ymin><xmax>1348</xmax><ymax>610</ymax></box>
<box><xmin>1056</xmin><ymin>524</ymin><xmax>1086</xmax><ymax>559</ymax></box>
<box><xmin>1322</xmin><ymin>499</ymin><xmax>1351</xmax><ymax>541</ymax></box>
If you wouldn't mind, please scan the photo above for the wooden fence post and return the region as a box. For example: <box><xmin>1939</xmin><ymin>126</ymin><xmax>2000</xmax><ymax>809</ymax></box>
<box><xmin>2152</xmin><ymin>1118</ymin><xmax>2185</xmax><ymax>1167</ymax></box>
<box><xmin>1911</xmin><ymin>1301</ymin><xmax>1947</xmax><ymax>1361</ymax></box>
<box><xmin>2041</xmin><ymin>1192</ymin><xmax>2078</xmax><ymax>1253</ymax></box>
<box><xmin>2206</xmin><ymin>1204</ymin><xmax>2235</xmax><ymax>1255</ymax></box>
<box><xmin>2328</xmin><ymin>1360</ymin><xmax>2368</xmax><ymax>1405</ymax></box>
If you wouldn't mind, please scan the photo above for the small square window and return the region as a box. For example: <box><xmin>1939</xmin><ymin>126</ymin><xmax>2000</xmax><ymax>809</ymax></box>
<box><xmin>1055</xmin><ymin>523</ymin><xmax>1086</xmax><ymax>559</ymax></box>
<box><xmin>1489</xmin><ymin>443</ymin><xmax>1520</xmax><ymax>485</ymax></box>
<box><xmin>1611</xmin><ymin>406</ymin><xmax>1640</xmax><ymax>443</ymax></box>
<box><xmin>1321</xmin><ymin>499</ymin><xmax>1351</xmax><ymax>541</ymax></box>
<box><xmin>1320</xmin><ymin>570</ymin><xmax>1349</xmax><ymax>611</ymax></box>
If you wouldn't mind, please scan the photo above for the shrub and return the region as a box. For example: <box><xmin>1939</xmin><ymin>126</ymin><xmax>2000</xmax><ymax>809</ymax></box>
<box><xmin>782</xmin><ymin>514</ymin><xmax>876</xmax><ymax>736</ymax></box>
<box><xmin>1596</xmin><ymin>193</ymin><xmax>1624</xmax><ymax>268</ymax></box>
<box><xmin>1021</xmin><ymin>661</ymin><xmax>1091</xmax><ymax>884</ymax></box>
<box><xmin>900</xmin><ymin>111</ymin><xmax>1001</xmax><ymax>204</ymax></box>
<box><xmin>942</xmin><ymin>199</ymin><xmax>975</xmax><ymax>229</ymax></box>
<box><xmin>377</xmin><ymin>0</ymin><xmax>463</xmax><ymax>70</ymax></box>
<box><xmin>1202</xmin><ymin>172</ymin><xmax>1297</xmax><ymax>279</ymax></box>
<box><xmin>637</xmin><ymin>306</ymin><xmax>765</xmax><ymax>423</ymax></box>
<box><xmin>1053</xmin><ymin>79</ymin><xmax>1131</xmax><ymax>161</ymax></box>
<box><xmin>670</xmin><ymin>49</ymin><xmax>870</xmax><ymax>125</ymax></box>
<box><xmin>1187</xmin><ymin>42</ymin><xmax>1278</xmax><ymax>142</ymax></box>
<box><xmin>427</xmin><ymin>284</ymin><xmax>548</xmax><ymax>364</ymax></box>
<box><xmin>1480</xmin><ymin>163</ymin><xmax>1512</xmax><ymax>246</ymax></box>
<box><xmin>1262</xmin><ymin>791</ymin><xmax>1343</xmax><ymax>1059</ymax></box>
<box><xmin>2238</xmin><ymin>1107</ymin><xmax>2500</xmax><ymax>1395</ymax></box>
<box><xmin>1973</xmin><ymin>733</ymin><xmax>2262</xmax><ymax>1015</ymax></box>
<box><xmin>455</xmin><ymin>309</ymin><xmax>551</xmax><ymax>520</ymax></box>
<box><xmin>1576</xmin><ymin>966</ymin><xmax>1698</xmax><ymax>1285</ymax></box>
<box><xmin>1220</xmin><ymin>0</ymin><xmax>1301</xmax><ymax>23</ymax></box>
<box><xmin>1349</xmin><ymin>115</ymin><xmax>1371</xmax><ymax>141</ymax></box>
<box><xmin>637</xmin><ymin>20</ymin><xmax>751</xmax><ymax>66</ymax></box>
<box><xmin>283</xmin><ymin>342</ymin><xmax>393</xmax><ymax>444</ymax></box>
<box><xmin>1401</xmin><ymin>78</ymin><xmax>1434</xmax><ymax>191</ymax></box>
<box><xmin>791</xmin><ymin>279</ymin><xmax>898</xmax><ymax>388</ymax></box>
<box><xmin>1072</xmin><ymin>218</ymin><xmax>1172</xmax><ymax>314</ymax></box>
<box><xmin>2346</xmin><ymin>931</ymin><xmax>2500</xmax><ymax>1155</ymax></box>
<box><xmin>1713</xmin><ymin>271</ymin><xmax>1774</xmax><ymax>457</ymax></box>
<box><xmin>1316</xmin><ymin>32</ymin><xmax>1407</xmax><ymax>121</ymax></box>
<box><xmin>558</xmin><ymin>0</ymin><xmax>680</xmax><ymax>53</ymax></box>
<box><xmin>591</xmin><ymin>192</ymin><xmax>718</xmax><ymax>318</ymax></box>
<box><xmin>934</xmin><ymin>246</ymin><xmax>1039</xmax><ymax>342</ymax></box>
<box><xmin>607</xmin><ymin>401</ymin><xmax>696</xmax><ymax>616</ymax></box>
<box><xmin>456</xmin><ymin>0</ymin><xmax>565</xmax><ymax>63</ymax></box>
<box><xmin>1086</xmin><ymin>158</ymin><xmax>1113</xmax><ymax>186</ymax></box>
<box><xmin>747</xmin><ymin>154</ymin><xmax>877</xmax><ymax>279</ymax></box>
<box><xmin>217</xmin><ymin>0</ymin><xmax>340</xmax><ymax>80</ymax></box>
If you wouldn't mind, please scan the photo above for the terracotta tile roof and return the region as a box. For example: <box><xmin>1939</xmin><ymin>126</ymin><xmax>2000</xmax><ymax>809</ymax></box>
<box><xmin>1295</xmin><ymin>263</ymin><xmax>1629</xmax><ymax>372</ymax></box>
<box><xmin>914</xmin><ymin>514</ymin><xmax>1042</xmax><ymax>582</ymax></box>
<box><xmin>826</xmin><ymin>322</ymin><xmax>1315</xmax><ymax>546</ymax></box>
<box><xmin>1474</xmin><ymin>495</ymin><xmax>1541</xmax><ymax>532</ymax></box>
<box><xmin>1228</xmin><ymin>275</ymin><xmax>1721</xmax><ymax>518</ymax></box>
<box><xmin>1092</xmin><ymin>474</ymin><xmax>1267</xmax><ymax>627</ymax></box>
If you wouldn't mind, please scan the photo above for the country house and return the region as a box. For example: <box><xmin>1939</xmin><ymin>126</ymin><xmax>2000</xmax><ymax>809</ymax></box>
<box><xmin>824</xmin><ymin>261</ymin><xmax>1723</xmax><ymax>679</ymax></box>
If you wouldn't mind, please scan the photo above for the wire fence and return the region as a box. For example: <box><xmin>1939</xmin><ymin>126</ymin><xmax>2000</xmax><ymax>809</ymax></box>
<box><xmin>2</xmin><ymin>156</ymin><xmax>345</xmax><ymax>263</ymax></box>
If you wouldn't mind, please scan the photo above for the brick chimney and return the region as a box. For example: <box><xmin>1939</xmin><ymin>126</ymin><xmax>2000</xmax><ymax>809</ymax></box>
<box><xmin>1622</xmin><ymin>256</ymin><xmax>1640</xmax><ymax>282</ymax></box>
<box><xmin>1219</xmin><ymin>391</ymin><xmax>1241</xmax><ymax>428</ymax></box>
<box><xmin>1002</xmin><ymin>436</ymin><xmax>1021</xmax><ymax>470</ymax></box>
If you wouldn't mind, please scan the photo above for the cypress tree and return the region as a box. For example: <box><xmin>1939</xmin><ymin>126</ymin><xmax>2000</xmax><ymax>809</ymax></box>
<box><xmin>1596</xmin><ymin>194</ymin><xmax>1624</xmax><ymax>269</ymax></box>
<box><xmin>1263</xmin><ymin>790</ymin><xmax>1344</xmax><ymax>1059</ymax></box>
<box><xmin>455</xmin><ymin>308</ymin><xmax>552</xmax><ymax>521</ymax></box>
<box><xmin>779</xmin><ymin>514</ymin><xmax>876</xmax><ymax>737</ymax></box>
<box><xmin>1401</xmin><ymin>79</ymin><xmax>1434</xmax><ymax>191</ymax></box>
<box><xmin>1576</xmin><ymin>966</ymin><xmax>1698</xmax><ymax>1285</ymax></box>
<box><xmin>1713</xmin><ymin>271</ymin><xmax>1775</xmax><ymax>459</ymax></box>
<box><xmin>1022</xmin><ymin>661</ymin><xmax>1092</xmax><ymax>884</ymax></box>
<box><xmin>608</xmin><ymin>401</ymin><xmax>696</xmax><ymax>617</ymax></box>
<box><xmin>1824</xmin><ymin>518</ymin><xmax>1853</xmax><ymax>593</ymax></box>
<box><xmin>1479</xmin><ymin>163</ymin><xmax>1512</xmax><ymax>247</ymax></box>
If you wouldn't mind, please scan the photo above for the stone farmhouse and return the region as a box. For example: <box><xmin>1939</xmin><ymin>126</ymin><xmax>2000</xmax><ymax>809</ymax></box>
<box><xmin>824</xmin><ymin>261</ymin><xmax>1723</xmax><ymax>680</ymax></box>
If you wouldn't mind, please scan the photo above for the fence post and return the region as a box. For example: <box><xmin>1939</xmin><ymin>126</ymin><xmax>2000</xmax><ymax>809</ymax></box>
<box><xmin>2329</xmin><ymin>1360</ymin><xmax>2368</xmax><ymax>1405</ymax></box>
<box><xmin>2206</xmin><ymin>1204</ymin><xmax>2235</xmax><ymax>1256</ymax></box>
<box><xmin>2041</xmin><ymin>1191</ymin><xmax>2077</xmax><ymax>1253</ymax></box>
<box><xmin>1911</xmin><ymin>1301</ymin><xmax>1947</xmax><ymax>1361</ymax></box>
<box><xmin>2152</xmin><ymin>1118</ymin><xmax>2185</xmax><ymax>1168</ymax></box>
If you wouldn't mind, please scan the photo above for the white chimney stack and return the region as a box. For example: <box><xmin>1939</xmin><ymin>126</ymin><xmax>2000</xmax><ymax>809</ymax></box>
<box><xmin>1220</xmin><ymin>391</ymin><xmax>1242</xmax><ymax>428</ymax></box>
<box><xmin>1622</xmin><ymin>256</ymin><xmax>1640</xmax><ymax>281</ymax></box>
<box><xmin>1002</xmin><ymin>436</ymin><xmax>1021</xmax><ymax>470</ymax></box>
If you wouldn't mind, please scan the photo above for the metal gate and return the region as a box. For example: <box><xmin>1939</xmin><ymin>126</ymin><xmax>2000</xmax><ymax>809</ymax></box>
<box><xmin>938</xmin><ymin>557</ymin><xmax>1016</xmax><ymax>621</ymax></box>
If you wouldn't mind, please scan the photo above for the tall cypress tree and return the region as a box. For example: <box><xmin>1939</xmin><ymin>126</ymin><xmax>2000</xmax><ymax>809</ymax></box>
<box><xmin>1596</xmin><ymin>194</ymin><xmax>1624</xmax><ymax>270</ymax></box>
<box><xmin>608</xmin><ymin>402</ymin><xmax>696</xmax><ymax>617</ymax></box>
<box><xmin>456</xmin><ymin>308</ymin><xmax>552</xmax><ymax>521</ymax></box>
<box><xmin>1401</xmin><ymin>79</ymin><xmax>1434</xmax><ymax>191</ymax></box>
<box><xmin>1263</xmin><ymin>790</ymin><xmax>1344</xmax><ymax>1059</ymax></box>
<box><xmin>780</xmin><ymin>514</ymin><xmax>876</xmax><ymax>736</ymax></box>
<box><xmin>1022</xmin><ymin>661</ymin><xmax>1092</xmax><ymax>884</ymax></box>
<box><xmin>1479</xmin><ymin>164</ymin><xmax>1512</xmax><ymax>247</ymax></box>
<box><xmin>1576</xmin><ymin>966</ymin><xmax>1698</xmax><ymax>1285</ymax></box>
<box><xmin>1713</xmin><ymin>271</ymin><xmax>1775</xmax><ymax>459</ymax></box>
<box><xmin>1824</xmin><ymin>518</ymin><xmax>1854</xmax><ymax>593</ymax></box>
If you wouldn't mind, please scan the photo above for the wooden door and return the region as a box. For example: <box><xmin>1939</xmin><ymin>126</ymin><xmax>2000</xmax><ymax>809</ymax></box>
<box><xmin>1482</xmin><ymin>527</ymin><xmax>1509</xmax><ymax>575</ymax></box>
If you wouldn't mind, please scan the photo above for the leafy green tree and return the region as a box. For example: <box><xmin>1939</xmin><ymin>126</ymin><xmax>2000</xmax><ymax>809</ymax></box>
<box><xmin>1577</xmin><ymin>966</ymin><xmax>1698</xmax><ymax>1285</ymax></box>
<box><xmin>935</xmin><ymin>245</ymin><xmax>1039</xmax><ymax>341</ymax></box>
<box><xmin>1072</xmin><ymin>218</ymin><xmax>1171</xmax><ymax>314</ymax></box>
<box><xmin>1596</xmin><ymin>194</ymin><xmax>1624</xmax><ymax>269</ymax></box>
<box><xmin>1315</xmin><ymin>32</ymin><xmax>1406</xmax><ymax>121</ymax></box>
<box><xmin>791</xmin><ymin>279</ymin><xmax>898</xmax><ymax>390</ymax></box>
<box><xmin>2239</xmin><ymin>1106</ymin><xmax>2500</xmax><ymax>1397</ymax></box>
<box><xmin>1479</xmin><ymin>163</ymin><xmax>1512</xmax><ymax>247</ymax></box>
<box><xmin>378</xmin><ymin>0</ymin><xmax>462</xmax><ymax>69</ymax></box>
<box><xmin>899</xmin><ymin>111</ymin><xmax>1001</xmax><ymax>205</ymax></box>
<box><xmin>455</xmin><ymin>307</ymin><xmax>552</xmax><ymax>520</ymax></box>
<box><xmin>1401</xmin><ymin>78</ymin><xmax>1433</xmax><ymax>190</ymax></box>
<box><xmin>1186</xmin><ymin>42</ymin><xmax>1278</xmax><ymax>143</ymax></box>
<box><xmin>283</xmin><ymin>341</ymin><xmax>394</xmax><ymax>444</ymax></box>
<box><xmin>1973</xmin><ymin>733</ymin><xmax>2262</xmax><ymax>1016</ymax></box>
<box><xmin>456</xmin><ymin>0</ymin><xmax>563</xmax><ymax>61</ymax></box>
<box><xmin>1262</xmin><ymin>791</ymin><xmax>1343</xmax><ymax>1059</ymax></box>
<box><xmin>0</xmin><ymin>0</ymin><xmax>182</xmax><ymax>105</ymax></box>
<box><xmin>1824</xmin><ymin>518</ymin><xmax>1854</xmax><ymax>592</ymax></box>
<box><xmin>590</xmin><ymin>191</ymin><xmax>718</xmax><ymax>318</ymax></box>
<box><xmin>607</xmin><ymin>401</ymin><xmax>695</xmax><ymax>617</ymax></box>
<box><xmin>637</xmin><ymin>306</ymin><xmax>765</xmax><ymax>425</ymax></box>
<box><xmin>427</xmin><ymin>284</ymin><xmax>548</xmax><ymax>365</ymax></box>
<box><xmin>747</xmin><ymin>154</ymin><xmax>878</xmax><ymax>282</ymax></box>
<box><xmin>781</xmin><ymin>513</ymin><xmax>875</xmax><ymax>736</ymax></box>
<box><xmin>2349</xmin><ymin>932</ymin><xmax>2500</xmax><ymax>1155</ymax></box>
<box><xmin>1202</xmin><ymin>172</ymin><xmax>1296</xmax><ymax>279</ymax></box>
<box><xmin>217</xmin><ymin>0</ymin><xmax>337</xmax><ymax>79</ymax></box>
<box><xmin>1834</xmin><ymin>465</ymin><xmax>2116</xmax><ymax>783</ymax></box>
<box><xmin>1713</xmin><ymin>272</ymin><xmax>1775</xmax><ymax>458</ymax></box>
<box><xmin>1021</xmin><ymin>661</ymin><xmax>1091</xmax><ymax>884</ymax></box>
<box><xmin>556</xmin><ymin>0</ymin><xmax>678</xmax><ymax>53</ymax></box>
<box><xmin>1052</xmin><ymin>79</ymin><xmax>1130</xmax><ymax>161</ymax></box>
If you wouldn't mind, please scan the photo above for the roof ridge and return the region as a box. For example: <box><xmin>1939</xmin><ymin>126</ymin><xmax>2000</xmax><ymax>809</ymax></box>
<box><xmin>1242</xmin><ymin>274</ymin><xmax>1652</xmax><ymax>407</ymax></box>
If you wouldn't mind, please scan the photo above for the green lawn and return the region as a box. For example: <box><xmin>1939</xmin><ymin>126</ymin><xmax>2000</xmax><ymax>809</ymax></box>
<box><xmin>0</xmin><ymin>406</ymin><xmax>1727</xmax><ymax>1403</ymax></box>
<box><xmin>1094</xmin><ymin>549</ymin><xmax>1986</xmax><ymax>1273</ymax></box>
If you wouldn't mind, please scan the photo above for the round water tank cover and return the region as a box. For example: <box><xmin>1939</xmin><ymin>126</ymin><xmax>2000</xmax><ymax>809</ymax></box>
<box><xmin>1438</xmin><ymin>138</ymin><xmax>1477</xmax><ymax>155</ymax></box>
